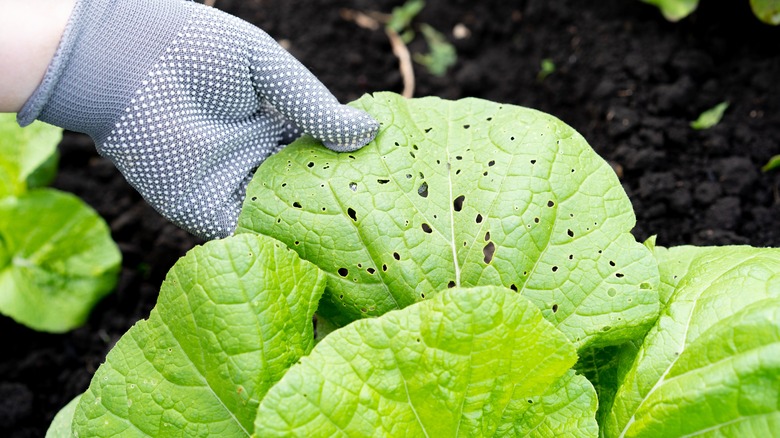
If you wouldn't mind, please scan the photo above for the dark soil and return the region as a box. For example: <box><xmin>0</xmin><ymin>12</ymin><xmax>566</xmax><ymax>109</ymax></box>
<box><xmin>2</xmin><ymin>0</ymin><xmax>779</xmax><ymax>435</ymax></box>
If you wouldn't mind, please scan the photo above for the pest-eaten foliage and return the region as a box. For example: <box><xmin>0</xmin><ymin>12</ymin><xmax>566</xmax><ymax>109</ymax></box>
<box><xmin>51</xmin><ymin>93</ymin><xmax>780</xmax><ymax>437</ymax></box>
<box><xmin>0</xmin><ymin>114</ymin><xmax>120</xmax><ymax>333</ymax></box>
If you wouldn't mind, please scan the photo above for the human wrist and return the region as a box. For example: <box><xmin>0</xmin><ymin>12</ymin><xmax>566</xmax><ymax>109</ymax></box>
<box><xmin>16</xmin><ymin>0</ymin><xmax>190</xmax><ymax>142</ymax></box>
<box><xmin>0</xmin><ymin>0</ymin><xmax>76</xmax><ymax>112</ymax></box>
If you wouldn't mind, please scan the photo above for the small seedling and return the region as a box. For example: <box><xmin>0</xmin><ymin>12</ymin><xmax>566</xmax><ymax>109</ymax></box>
<box><xmin>690</xmin><ymin>101</ymin><xmax>729</xmax><ymax>130</ymax></box>
<box><xmin>538</xmin><ymin>58</ymin><xmax>556</xmax><ymax>81</ymax></box>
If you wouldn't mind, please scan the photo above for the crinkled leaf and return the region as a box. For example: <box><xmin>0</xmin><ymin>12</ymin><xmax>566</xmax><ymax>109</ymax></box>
<box><xmin>239</xmin><ymin>92</ymin><xmax>660</xmax><ymax>351</ymax></box>
<box><xmin>641</xmin><ymin>0</ymin><xmax>698</xmax><ymax>21</ymax></box>
<box><xmin>495</xmin><ymin>369</ymin><xmax>598</xmax><ymax>437</ymax></box>
<box><xmin>604</xmin><ymin>245</ymin><xmax>780</xmax><ymax>437</ymax></box>
<box><xmin>751</xmin><ymin>0</ymin><xmax>780</xmax><ymax>24</ymax></box>
<box><xmin>0</xmin><ymin>114</ymin><xmax>61</xmax><ymax>197</ymax></box>
<box><xmin>46</xmin><ymin>394</ymin><xmax>81</xmax><ymax>438</ymax></box>
<box><xmin>255</xmin><ymin>286</ymin><xmax>594</xmax><ymax>437</ymax></box>
<box><xmin>0</xmin><ymin>189</ymin><xmax>120</xmax><ymax>332</ymax></box>
<box><xmin>72</xmin><ymin>234</ymin><xmax>327</xmax><ymax>437</ymax></box>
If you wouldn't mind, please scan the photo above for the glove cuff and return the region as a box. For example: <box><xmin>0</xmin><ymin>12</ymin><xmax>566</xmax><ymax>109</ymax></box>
<box><xmin>17</xmin><ymin>0</ymin><xmax>190</xmax><ymax>144</ymax></box>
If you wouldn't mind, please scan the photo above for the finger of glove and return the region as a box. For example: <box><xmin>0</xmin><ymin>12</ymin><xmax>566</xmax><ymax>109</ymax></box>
<box><xmin>249</xmin><ymin>32</ymin><xmax>379</xmax><ymax>152</ymax></box>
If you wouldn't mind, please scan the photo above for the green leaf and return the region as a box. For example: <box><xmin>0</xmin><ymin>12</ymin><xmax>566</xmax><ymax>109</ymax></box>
<box><xmin>0</xmin><ymin>113</ymin><xmax>62</xmax><ymax>197</ymax></box>
<box><xmin>641</xmin><ymin>0</ymin><xmax>699</xmax><ymax>21</ymax></box>
<box><xmin>751</xmin><ymin>0</ymin><xmax>780</xmax><ymax>25</ymax></box>
<box><xmin>761</xmin><ymin>154</ymin><xmax>780</xmax><ymax>172</ymax></box>
<box><xmin>413</xmin><ymin>23</ymin><xmax>457</xmax><ymax>76</ymax></box>
<box><xmin>496</xmin><ymin>369</ymin><xmax>598</xmax><ymax>437</ymax></box>
<box><xmin>690</xmin><ymin>101</ymin><xmax>729</xmax><ymax>130</ymax></box>
<box><xmin>575</xmin><ymin>341</ymin><xmax>641</xmax><ymax>429</ymax></box>
<box><xmin>604</xmin><ymin>245</ymin><xmax>780</xmax><ymax>437</ymax></box>
<box><xmin>46</xmin><ymin>394</ymin><xmax>81</xmax><ymax>438</ymax></box>
<box><xmin>387</xmin><ymin>0</ymin><xmax>425</xmax><ymax>34</ymax></box>
<box><xmin>255</xmin><ymin>286</ymin><xmax>596</xmax><ymax>437</ymax></box>
<box><xmin>0</xmin><ymin>189</ymin><xmax>121</xmax><ymax>332</ymax></box>
<box><xmin>238</xmin><ymin>92</ymin><xmax>660</xmax><ymax>352</ymax></box>
<box><xmin>72</xmin><ymin>234</ymin><xmax>327</xmax><ymax>437</ymax></box>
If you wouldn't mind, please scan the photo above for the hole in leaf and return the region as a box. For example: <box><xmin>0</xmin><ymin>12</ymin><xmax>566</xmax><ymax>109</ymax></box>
<box><xmin>349</xmin><ymin>182</ymin><xmax>357</xmax><ymax>191</ymax></box>
<box><xmin>456</xmin><ymin>155</ymin><xmax>463</xmax><ymax>160</ymax></box>
<box><xmin>281</xmin><ymin>182</ymin><xmax>287</xmax><ymax>187</ymax></box>
<box><xmin>552</xmin><ymin>304</ymin><xmax>558</xmax><ymax>313</ymax></box>
<box><xmin>367</xmin><ymin>268</ymin><xmax>375</xmax><ymax>274</ymax></box>
<box><xmin>476</xmin><ymin>213</ymin><xmax>483</xmax><ymax>223</ymax></box>
<box><xmin>463</xmin><ymin>124</ymin><xmax>470</xmax><ymax>129</ymax></box>
<box><xmin>552</xmin><ymin>266</ymin><xmax>558</xmax><ymax>272</ymax></box>
<box><xmin>338</xmin><ymin>268</ymin><xmax>349</xmax><ymax>277</ymax></box>
<box><xmin>293</xmin><ymin>202</ymin><xmax>302</xmax><ymax>209</ymax></box>
<box><xmin>347</xmin><ymin>208</ymin><xmax>357</xmax><ymax>221</ymax></box>
<box><xmin>534</xmin><ymin>217</ymin><xmax>540</xmax><ymax>223</ymax></box>
<box><xmin>377</xmin><ymin>179</ymin><xmax>390</xmax><ymax>184</ymax></box>
<box><xmin>483</xmin><ymin>242</ymin><xmax>496</xmax><ymax>264</ymax></box>
<box><xmin>547</xmin><ymin>200</ymin><xmax>555</xmax><ymax>207</ymax></box>
<box><xmin>410</xmin><ymin>152</ymin><xmax>416</xmax><ymax>158</ymax></box>
<box><xmin>420</xmin><ymin>293</ymin><xmax>425</xmax><ymax>298</ymax></box>
<box><xmin>485</xmin><ymin>231</ymin><xmax>491</xmax><ymax>241</ymax></box>
<box><xmin>531</xmin><ymin>159</ymin><xmax>537</xmax><ymax>164</ymax></box>
<box><xmin>510</xmin><ymin>136</ymin><xmax>515</xmax><ymax>141</ymax></box>
<box><xmin>609</xmin><ymin>260</ymin><xmax>616</xmax><ymax>267</ymax></box>
<box><xmin>251</xmin><ymin>197</ymin><xmax>257</xmax><ymax>201</ymax></box>
<box><xmin>425</xmin><ymin>127</ymin><xmax>432</xmax><ymax>133</ymax></box>
<box><xmin>382</xmin><ymin>264</ymin><xmax>388</xmax><ymax>272</ymax></box>
<box><xmin>421</xmin><ymin>223</ymin><xmax>433</xmax><ymax>233</ymax></box>
<box><xmin>569</xmin><ymin>254</ymin><xmax>574</xmax><ymax>260</ymax></box>
<box><xmin>488</xmin><ymin>160</ymin><xmax>495</xmax><ymax>167</ymax></box>
<box><xmin>453</xmin><ymin>195</ymin><xmax>465</xmax><ymax>211</ymax></box>
<box><xmin>567</xmin><ymin>229</ymin><xmax>574</xmax><ymax>238</ymax></box>
<box><xmin>616</xmin><ymin>273</ymin><xmax>625</xmax><ymax>278</ymax></box>
<box><xmin>448</xmin><ymin>281</ymin><xmax>456</xmax><ymax>288</ymax></box>
<box><xmin>307</xmin><ymin>162</ymin><xmax>314</xmax><ymax>168</ymax></box>
<box><xmin>510</xmin><ymin>284</ymin><xmax>518</xmax><ymax>292</ymax></box>
<box><xmin>393</xmin><ymin>252</ymin><xmax>400</xmax><ymax>260</ymax></box>
<box><xmin>418</xmin><ymin>182</ymin><xmax>429</xmax><ymax>197</ymax></box>
<box><xmin>406</xmin><ymin>173</ymin><xmax>413</xmax><ymax>179</ymax></box>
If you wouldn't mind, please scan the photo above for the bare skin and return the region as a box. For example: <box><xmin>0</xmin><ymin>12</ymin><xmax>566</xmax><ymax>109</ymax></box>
<box><xmin>0</xmin><ymin>0</ymin><xmax>77</xmax><ymax>112</ymax></box>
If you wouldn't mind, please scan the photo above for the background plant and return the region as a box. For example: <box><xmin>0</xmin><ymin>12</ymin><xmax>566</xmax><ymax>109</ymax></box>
<box><xmin>0</xmin><ymin>114</ymin><xmax>121</xmax><ymax>333</ymax></box>
<box><xmin>642</xmin><ymin>0</ymin><xmax>780</xmax><ymax>24</ymax></box>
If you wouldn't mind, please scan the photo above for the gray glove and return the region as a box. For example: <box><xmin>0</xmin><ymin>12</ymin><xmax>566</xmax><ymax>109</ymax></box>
<box><xmin>17</xmin><ymin>0</ymin><xmax>378</xmax><ymax>239</ymax></box>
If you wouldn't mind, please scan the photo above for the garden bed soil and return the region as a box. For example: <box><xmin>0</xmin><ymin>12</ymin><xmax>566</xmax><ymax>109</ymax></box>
<box><xmin>2</xmin><ymin>0</ymin><xmax>779</xmax><ymax>435</ymax></box>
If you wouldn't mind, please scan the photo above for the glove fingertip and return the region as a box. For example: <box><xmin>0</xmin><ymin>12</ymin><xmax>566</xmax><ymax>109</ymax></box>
<box><xmin>321</xmin><ymin>106</ymin><xmax>379</xmax><ymax>152</ymax></box>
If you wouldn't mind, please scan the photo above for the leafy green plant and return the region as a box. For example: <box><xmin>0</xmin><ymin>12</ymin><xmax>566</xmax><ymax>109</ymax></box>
<box><xmin>642</xmin><ymin>0</ymin><xmax>780</xmax><ymax>24</ymax></box>
<box><xmin>0</xmin><ymin>114</ymin><xmax>120</xmax><ymax>332</ymax></box>
<box><xmin>386</xmin><ymin>0</ymin><xmax>457</xmax><ymax>77</ymax></box>
<box><xmin>596</xmin><ymin>241</ymin><xmax>780</xmax><ymax>437</ymax></box>
<box><xmin>413</xmin><ymin>23</ymin><xmax>457</xmax><ymax>77</ymax></box>
<box><xmin>48</xmin><ymin>93</ymin><xmax>780</xmax><ymax>436</ymax></box>
<box><xmin>689</xmin><ymin>101</ymin><xmax>728</xmax><ymax>130</ymax></box>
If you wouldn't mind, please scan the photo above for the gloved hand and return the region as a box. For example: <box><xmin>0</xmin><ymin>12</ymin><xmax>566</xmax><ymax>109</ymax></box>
<box><xmin>17</xmin><ymin>0</ymin><xmax>378</xmax><ymax>239</ymax></box>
